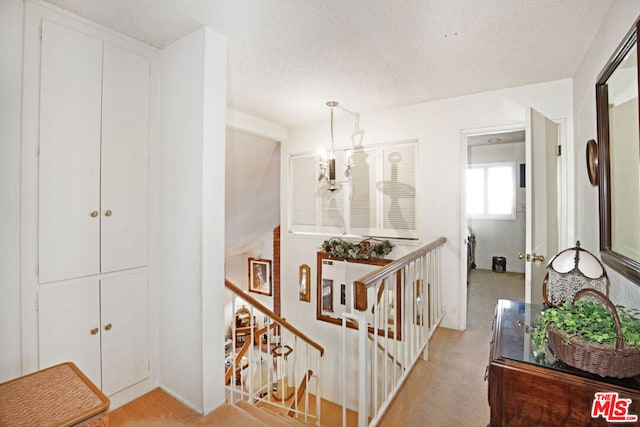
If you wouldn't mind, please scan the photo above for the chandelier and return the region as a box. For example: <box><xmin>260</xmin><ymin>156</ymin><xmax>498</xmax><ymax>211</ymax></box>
<box><xmin>318</xmin><ymin>101</ymin><xmax>352</xmax><ymax>192</ymax></box>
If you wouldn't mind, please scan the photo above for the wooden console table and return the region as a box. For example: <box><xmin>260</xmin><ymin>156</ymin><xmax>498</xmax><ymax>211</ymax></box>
<box><xmin>0</xmin><ymin>362</ymin><xmax>110</xmax><ymax>426</ymax></box>
<box><xmin>488</xmin><ymin>300</ymin><xmax>640</xmax><ymax>426</ymax></box>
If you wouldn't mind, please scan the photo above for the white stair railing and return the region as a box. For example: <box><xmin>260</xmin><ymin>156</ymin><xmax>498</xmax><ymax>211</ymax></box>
<box><xmin>343</xmin><ymin>237</ymin><xmax>446</xmax><ymax>427</ymax></box>
<box><xmin>225</xmin><ymin>280</ymin><xmax>324</xmax><ymax>425</ymax></box>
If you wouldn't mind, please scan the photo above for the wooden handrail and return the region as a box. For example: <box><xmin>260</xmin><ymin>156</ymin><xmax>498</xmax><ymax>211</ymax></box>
<box><xmin>287</xmin><ymin>370</ymin><xmax>313</xmax><ymax>417</ymax></box>
<box><xmin>225</xmin><ymin>337</ymin><xmax>252</xmax><ymax>385</ymax></box>
<box><xmin>224</xmin><ymin>322</ymin><xmax>280</xmax><ymax>384</ymax></box>
<box><xmin>353</xmin><ymin>237</ymin><xmax>446</xmax><ymax>311</ymax></box>
<box><xmin>226</xmin><ymin>280</ymin><xmax>325</xmax><ymax>356</ymax></box>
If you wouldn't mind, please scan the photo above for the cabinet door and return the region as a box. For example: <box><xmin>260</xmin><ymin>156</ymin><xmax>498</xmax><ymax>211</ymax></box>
<box><xmin>100</xmin><ymin>272</ymin><xmax>149</xmax><ymax>396</ymax></box>
<box><xmin>39</xmin><ymin>20</ymin><xmax>102</xmax><ymax>283</ymax></box>
<box><xmin>101</xmin><ymin>43</ymin><xmax>150</xmax><ymax>273</ymax></box>
<box><xmin>38</xmin><ymin>281</ymin><xmax>102</xmax><ymax>388</ymax></box>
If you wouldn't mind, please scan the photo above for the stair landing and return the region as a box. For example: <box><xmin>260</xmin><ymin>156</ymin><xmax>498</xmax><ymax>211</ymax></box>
<box><xmin>107</xmin><ymin>388</ymin><xmax>356</xmax><ymax>426</ymax></box>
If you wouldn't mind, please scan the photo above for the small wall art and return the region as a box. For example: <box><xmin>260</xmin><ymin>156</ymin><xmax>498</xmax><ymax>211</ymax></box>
<box><xmin>248</xmin><ymin>257</ymin><xmax>272</xmax><ymax>296</ymax></box>
<box><xmin>299</xmin><ymin>264</ymin><xmax>311</xmax><ymax>302</ymax></box>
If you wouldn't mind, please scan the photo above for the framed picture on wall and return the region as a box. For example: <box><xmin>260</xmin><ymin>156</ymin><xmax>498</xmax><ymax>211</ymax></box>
<box><xmin>248</xmin><ymin>257</ymin><xmax>272</xmax><ymax>296</ymax></box>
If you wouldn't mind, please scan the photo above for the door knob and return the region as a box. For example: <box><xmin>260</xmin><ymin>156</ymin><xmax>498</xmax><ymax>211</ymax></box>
<box><xmin>518</xmin><ymin>252</ymin><xmax>545</xmax><ymax>262</ymax></box>
<box><xmin>531</xmin><ymin>253</ymin><xmax>545</xmax><ymax>263</ymax></box>
<box><xmin>104</xmin><ymin>323</ymin><xmax>112</xmax><ymax>331</ymax></box>
<box><xmin>104</xmin><ymin>210</ymin><xmax>112</xmax><ymax>217</ymax></box>
<box><xmin>90</xmin><ymin>210</ymin><xmax>99</xmax><ymax>218</ymax></box>
<box><xmin>90</xmin><ymin>327</ymin><xmax>99</xmax><ymax>335</ymax></box>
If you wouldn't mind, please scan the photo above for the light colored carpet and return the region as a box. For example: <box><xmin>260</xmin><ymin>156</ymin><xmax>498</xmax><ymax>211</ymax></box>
<box><xmin>109</xmin><ymin>388</ymin><xmax>277</xmax><ymax>426</ymax></box>
<box><xmin>466</xmin><ymin>268</ymin><xmax>524</xmax><ymax>335</ymax></box>
<box><xmin>110</xmin><ymin>270</ymin><xmax>524</xmax><ymax>426</ymax></box>
<box><xmin>378</xmin><ymin>268</ymin><xmax>524</xmax><ymax>427</ymax></box>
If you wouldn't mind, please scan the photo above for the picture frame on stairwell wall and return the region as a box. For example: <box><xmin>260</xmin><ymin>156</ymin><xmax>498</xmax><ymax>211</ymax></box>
<box><xmin>248</xmin><ymin>257</ymin><xmax>272</xmax><ymax>296</ymax></box>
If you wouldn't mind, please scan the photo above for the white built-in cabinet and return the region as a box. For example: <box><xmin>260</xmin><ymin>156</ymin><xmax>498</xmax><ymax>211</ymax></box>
<box><xmin>31</xmin><ymin>16</ymin><xmax>151</xmax><ymax>398</ymax></box>
<box><xmin>38</xmin><ymin>19</ymin><xmax>149</xmax><ymax>284</ymax></box>
<box><xmin>38</xmin><ymin>272</ymin><xmax>149</xmax><ymax>396</ymax></box>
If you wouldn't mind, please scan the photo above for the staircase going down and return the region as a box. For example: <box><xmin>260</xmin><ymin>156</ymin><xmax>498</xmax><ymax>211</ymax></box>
<box><xmin>210</xmin><ymin>401</ymin><xmax>311</xmax><ymax>426</ymax></box>
<box><xmin>225</xmin><ymin>280</ymin><xmax>325</xmax><ymax>425</ymax></box>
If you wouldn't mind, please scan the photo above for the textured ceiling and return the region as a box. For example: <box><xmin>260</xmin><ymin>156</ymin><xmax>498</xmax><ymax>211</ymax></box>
<box><xmin>42</xmin><ymin>0</ymin><xmax>612</xmax><ymax>127</ymax></box>
<box><xmin>467</xmin><ymin>130</ymin><xmax>525</xmax><ymax>146</ymax></box>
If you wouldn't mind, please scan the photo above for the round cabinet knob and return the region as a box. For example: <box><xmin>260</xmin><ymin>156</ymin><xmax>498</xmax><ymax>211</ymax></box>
<box><xmin>104</xmin><ymin>323</ymin><xmax>112</xmax><ymax>331</ymax></box>
<box><xmin>104</xmin><ymin>210</ymin><xmax>112</xmax><ymax>217</ymax></box>
<box><xmin>90</xmin><ymin>211</ymin><xmax>99</xmax><ymax>218</ymax></box>
<box><xmin>90</xmin><ymin>327</ymin><xmax>99</xmax><ymax>335</ymax></box>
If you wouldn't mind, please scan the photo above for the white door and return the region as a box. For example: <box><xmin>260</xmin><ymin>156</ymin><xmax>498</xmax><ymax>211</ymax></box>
<box><xmin>100</xmin><ymin>272</ymin><xmax>149</xmax><ymax>396</ymax></box>
<box><xmin>38</xmin><ymin>20</ymin><xmax>102</xmax><ymax>283</ymax></box>
<box><xmin>524</xmin><ymin>108</ymin><xmax>559</xmax><ymax>304</ymax></box>
<box><xmin>101</xmin><ymin>43</ymin><xmax>150</xmax><ymax>273</ymax></box>
<box><xmin>38</xmin><ymin>281</ymin><xmax>102</xmax><ymax>388</ymax></box>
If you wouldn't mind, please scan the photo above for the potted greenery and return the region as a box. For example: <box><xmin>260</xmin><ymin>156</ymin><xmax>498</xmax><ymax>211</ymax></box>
<box><xmin>320</xmin><ymin>237</ymin><xmax>393</xmax><ymax>260</ymax></box>
<box><xmin>532</xmin><ymin>288</ymin><xmax>640</xmax><ymax>378</ymax></box>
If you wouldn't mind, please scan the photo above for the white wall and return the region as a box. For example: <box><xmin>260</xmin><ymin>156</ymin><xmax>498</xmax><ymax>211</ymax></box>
<box><xmin>0</xmin><ymin>0</ymin><xmax>23</xmax><ymax>382</ymax></box>
<box><xmin>225</xmin><ymin>129</ymin><xmax>280</xmax><ymax>255</ymax></box>
<box><xmin>224</xmin><ymin>128</ymin><xmax>280</xmax><ymax>331</ymax></box>
<box><xmin>572</xmin><ymin>0</ymin><xmax>640</xmax><ymax>307</ymax></box>
<box><xmin>281</xmin><ymin>78</ymin><xmax>573</xmax><ymax>403</ymax></box>
<box><xmin>468</xmin><ymin>142</ymin><xmax>526</xmax><ymax>273</ymax></box>
<box><xmin>227</xmin><ymin>108</ymin><xmax>288</xmax><ymax>143</ymax></box>
<box><xmin>158</xmin><ymin>27</ymin><xmax>227</xmax><ymax>414</ymax></box>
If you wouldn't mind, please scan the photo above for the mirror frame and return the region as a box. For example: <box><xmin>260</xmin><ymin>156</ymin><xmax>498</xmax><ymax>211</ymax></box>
<box><xmin>596</xmin><ymin>18</ymin><xmax>640</xmax><ymax>284</ymax></box>
<box><xmin>316</xmin><ymin>251</ymin><xmax>402</xmax><ymax>339</ymax></box>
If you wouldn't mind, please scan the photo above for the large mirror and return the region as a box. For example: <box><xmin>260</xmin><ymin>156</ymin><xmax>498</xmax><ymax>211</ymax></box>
<box><xmin>596</xmin><ymin>18</ymin><xmax>640</xmax><ymax>284</ymax></box>
<box><xmin>316</xmin><ymin>252</ymin><xmax>402</xmax><ymax>339</ymax></box>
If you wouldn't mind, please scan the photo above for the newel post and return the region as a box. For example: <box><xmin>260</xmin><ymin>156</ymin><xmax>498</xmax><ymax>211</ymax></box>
<box><xmin>354</xmin><ymin>280</ymin><xmax>368</xmax><ymax>311</ymax></box>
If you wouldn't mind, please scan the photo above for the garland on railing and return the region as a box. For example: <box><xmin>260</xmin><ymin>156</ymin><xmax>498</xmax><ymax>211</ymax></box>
<box><xmin>320</xmin><ymin>237</ymin><xmax>393</xmax><ymax>260</ymax></box>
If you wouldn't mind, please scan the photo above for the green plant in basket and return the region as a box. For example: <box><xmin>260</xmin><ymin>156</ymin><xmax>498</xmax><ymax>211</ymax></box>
<box><xmin>532</xmin><ymin>300</ymin><xmax>640</xmax><ymax>360</ymax></box>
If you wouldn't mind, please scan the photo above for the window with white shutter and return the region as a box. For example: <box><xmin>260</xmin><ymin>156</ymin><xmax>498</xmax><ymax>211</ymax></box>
<box><xmin>289</xmin><ymin>140</ymin><xmax>418</xmax><ymax>239</ymax></box>
<box><xmin>349</xmin><ymin>147</ymin><xmax>378</xmax><ymax>235</ymax></box>
<box><xmin>379</xmin><ymin>142</ymin><xmax>417</xmax><ymax>238</ymax></box>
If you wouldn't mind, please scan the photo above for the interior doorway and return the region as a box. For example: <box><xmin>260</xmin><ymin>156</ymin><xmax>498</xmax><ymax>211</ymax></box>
<box><xmin>462</xmin><ymin>109</ymin><xmax>564</xmax><ymax>331</ymax></box>
<box><xmin>464</xmin><ymin>129</ymin><xmax>526</xmax><ymax>332</ymax></box>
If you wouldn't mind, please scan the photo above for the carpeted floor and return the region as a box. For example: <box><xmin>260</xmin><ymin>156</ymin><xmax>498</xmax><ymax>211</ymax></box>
<box><xmin>110</xmin><ymin>268</ymin><xmax>524</xmax><ymax>426</ymax></box>
<box><xmin>378</xmin><ymin>268</ymin><xmax>524</xmax><ymax>427</ymax></box>
<box><xmin>466</xmin><ymin>268</ymin><xmax>525</xmax><ymax>336</ymax></box>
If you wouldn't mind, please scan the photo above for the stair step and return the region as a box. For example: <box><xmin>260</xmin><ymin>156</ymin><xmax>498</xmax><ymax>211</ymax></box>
<box><xmin>235</xmin><ymin>400</ymin><xmax>309</xmax><ymax>426</ymax></box>
<box><xmin>208</xmin><ymin>403</ymin><xmax>270</xmax><ymax>426</ymax></box>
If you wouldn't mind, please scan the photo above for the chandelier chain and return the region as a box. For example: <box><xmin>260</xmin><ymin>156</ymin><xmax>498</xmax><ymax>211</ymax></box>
<box><xmin>330</xmin><ymin>106</ymin><xmax>334</xmax><ymax>150</ymax></box>
<box><xmin>326</xmin><ymin>100</ymin><xmax>338</xmax><ymax>151</ymax></box>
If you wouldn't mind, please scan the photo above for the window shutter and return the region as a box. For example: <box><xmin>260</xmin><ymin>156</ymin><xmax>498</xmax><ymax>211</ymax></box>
<box><xmin>319</xmin><ymin>150</ymin><xmax>346</xmax><ymax>232</ymax></box>
<box><xmin>350</xmin><ymin>147</ymin><xmax>378</xmax><ymax>235</ymax></box>
<box><xmin>380</xmin><ymin>142</ymin><xmax>417</xmax><ymax>238</ymax></box>
<box><xmin>289</xmin><ymin>140</ymin><xmax>418</xmax><ymax>239</ymax></box>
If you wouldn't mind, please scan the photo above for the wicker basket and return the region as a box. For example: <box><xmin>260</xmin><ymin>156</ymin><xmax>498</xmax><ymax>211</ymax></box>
<box><xmin>547</xmin><ymin>288</ymin><xmax>640</xmax><ymax>378</ymax></box>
